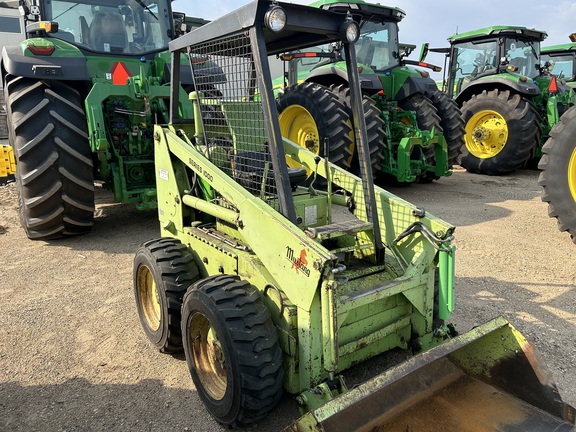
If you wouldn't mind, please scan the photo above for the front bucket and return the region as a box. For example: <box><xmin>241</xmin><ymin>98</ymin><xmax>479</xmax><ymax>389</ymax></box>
<box><xmin>286</xmin><ymin>316</ymin><xmax>575</xmax><ymax>432</ymax></box>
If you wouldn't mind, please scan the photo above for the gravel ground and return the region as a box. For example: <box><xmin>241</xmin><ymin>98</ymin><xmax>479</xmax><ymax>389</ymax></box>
<box><xmin>0</xmin><ymin>167</ymin><xmax>574</xmax><ymax>431</ymax></box>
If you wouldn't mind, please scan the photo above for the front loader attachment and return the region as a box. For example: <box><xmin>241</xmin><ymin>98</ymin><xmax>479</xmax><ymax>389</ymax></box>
<box><xmin>286</xmin><ymin>316</ymin><xmax>575</xmax><ymax>432</ymax></box>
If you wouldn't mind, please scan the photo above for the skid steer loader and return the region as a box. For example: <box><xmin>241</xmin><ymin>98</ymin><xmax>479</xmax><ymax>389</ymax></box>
<box><xmin>132</xmin><ymin>0</ymin><xmax>576</xmax><ymax>429</ymax></box>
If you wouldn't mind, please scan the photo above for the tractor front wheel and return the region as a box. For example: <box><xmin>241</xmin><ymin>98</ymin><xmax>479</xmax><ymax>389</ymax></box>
<box><xmin>134</xmin><ymin>238</ymin><xmax>200</xmax><ymax>353</ymax></box>
<box><xmin>4</xmin><ymin>76</ymin><xmax>94</xmax><ymax>240</ymax></box>
<box><xmin>538</xmin><ymin>106</ymin><xmax>576</xmax><ymax>244</ymax></box>
<box><xmin>181</xmin><ymin>275</ymin><xmax>284</xmax><ymax>427</ymax></box>
<box><xmin>277</xmin><ymin>82</ymin><xmax>352</xmax><ymax>179</ymax></box>
<box><xmin>460</xmin><ymin>89</ymin><xmax>541</xmax><ymax>175</ymax></box>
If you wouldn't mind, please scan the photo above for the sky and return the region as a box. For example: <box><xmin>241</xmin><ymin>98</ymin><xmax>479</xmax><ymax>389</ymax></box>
<box><xmin>172</xmin><ymin>0</ymin><xmax>576</xmax><ymax>70</ymax></box>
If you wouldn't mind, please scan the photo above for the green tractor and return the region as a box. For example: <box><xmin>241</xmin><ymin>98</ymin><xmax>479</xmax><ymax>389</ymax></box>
<box><xmin>274</xmin><ymin>0</ymin><xmax>464</xmax><ymax>185</ymax></box>
<box><xmin>1</xmin><ymin>0</ymin><xmax>200</xmax><ymax>240</ymax></box>
<box><xmin>541</xmin><ymin>40</ymin><xmax>576</xmax><ymax>89</ymax></box>
<box><xmin>428</xmin><ymin>26</ymin><xmax>575</xmax><ymax>175</ymax></box>
<box><xmin>132</xmin><ymin>1</ymin><xmax>576</xmax><ymax>429</ymax></box>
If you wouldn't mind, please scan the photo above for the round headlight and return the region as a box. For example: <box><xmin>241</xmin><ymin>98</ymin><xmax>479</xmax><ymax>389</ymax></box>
<box><xmin>340</xmin><ymin>21</ymin><xmax>360</xmax><ymax>44</ymax></box>
<box><xmin>265</xmin><ymin>6</ymin><xmax>287</xmax><ymax>33</ymax></box>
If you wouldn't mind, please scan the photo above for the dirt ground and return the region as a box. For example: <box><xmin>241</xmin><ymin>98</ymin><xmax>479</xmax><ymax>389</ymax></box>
<box><xmin>1</xmin><ymin>167</ymin><xmax>575</xmax><ymax>431</ymax></box>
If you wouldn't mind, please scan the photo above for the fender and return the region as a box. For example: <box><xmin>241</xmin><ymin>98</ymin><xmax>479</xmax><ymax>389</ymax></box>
<box><xmin>305</xmin><ymin>64</ymin><xmax>383</xmax><ymax>93</ymax></box>
<box><xmin>455</xmin><ymin>76</ymin><xmax>541</xmax><ymax>105</ymax></box>
<box><xmin>2</xmin><ymin>44</ymin><xmax>89</xmax><ymax>82</ymax></box>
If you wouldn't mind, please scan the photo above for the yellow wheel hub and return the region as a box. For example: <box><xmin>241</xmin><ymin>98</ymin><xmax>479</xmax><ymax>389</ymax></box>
<box><xmin>569</xmin><ymin>146</ymin><xmax>576</xmax><ymax>202</ymax></box>
<box><xmin>137</xmin><ymin>266</ymin><xmax>161</xmax><ymax>332</ymax></box>
<box><xmin>279</xmin><ymin>105</ymin><xmax>319</xmax><ymax>174</ymax></box>
<box><xmin>465</xmin><ymin>110</ymin><xmax>508</xmax><ymax>159</ymax></box>
<box><xmin>189</xmin><ymin>313</ymin><xmax>227</xmax><ymax>400</ymax></box>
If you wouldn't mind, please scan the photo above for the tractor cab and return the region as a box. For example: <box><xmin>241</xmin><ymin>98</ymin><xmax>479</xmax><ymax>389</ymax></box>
<box><xmin>23</xmin><ymin>0</ymin><xmax>173</xmax><ymax>55</ymax></box>
<box><xmin>446</xmin><ymin>26</ymin><xmax>545</xmax><ymax>98</ymax></box>
<box><xmin>541</xmin><ymin>42</ymin><xmax>576</xmax><ymax>87</ymax></box>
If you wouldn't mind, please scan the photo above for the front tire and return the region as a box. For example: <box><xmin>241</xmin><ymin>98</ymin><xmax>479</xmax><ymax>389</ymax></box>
<box><xmin>277</xmin><ymin>82</ymin><xmax>353</xmax><ymax>178</ymax></box>
<box><xmin>460</xmin><ymin>89</ymin><xmax>541</xmax><ymax>175</ymax></box>
<box><xmin>5</xmin><ymin>76</ymin><xmax>94</xmax><ymax>240</ymax></box>
<box><xmin>134</xmin><ymin>238</ymin><xmax>200</xmax><ymax>353</ymax></box>
<box><xmin>538</xmin><ymin>106</ymin><xmax>576</xmax><ymax>244</ymax></box>
<box><xmin>182</xmin><ymin>275</ymin><xmax>284</xmax><ymax>427</ymax></box>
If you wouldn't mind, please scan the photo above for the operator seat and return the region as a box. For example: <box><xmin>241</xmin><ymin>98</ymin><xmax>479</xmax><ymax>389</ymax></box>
<box><xmin>90</xmin><ymin>10</ymin><xmax>128</xmax><ymax>53</ymax></box>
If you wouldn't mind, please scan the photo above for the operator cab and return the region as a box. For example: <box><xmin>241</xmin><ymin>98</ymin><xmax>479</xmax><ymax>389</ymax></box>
<box><xmin>44</xmin><ymin>0</ymin><xmax>172</xmax><ymax>54</ymax></box>
<box><xmin>449</xmin><ymin>35</ymin><xmax>541</xmax><ymax>95</ymax></box>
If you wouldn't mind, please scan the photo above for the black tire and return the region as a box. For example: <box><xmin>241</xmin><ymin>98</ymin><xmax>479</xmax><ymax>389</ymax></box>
<box><xmin>134</xmin><ymin>238</ymin><xmax>200</xmax><ymax>353</ymax></box>
<box><xmin>459</xmin><ymin>89</ymin><xmax>541</xmax><ymax>175</ymax></box>
<box><xmin>277</xmin><ymin>82</ymin><xmax>353</xmax><ymax>175</ymax></box>
<box><xmin>182</xmin><ymin>275</ymin><xmax>284</xmax><ymax>427</ymax></box>
<box><xmin>538</xmin><ymin>106</ymin><xmax>576</xmax><ymax>244</ymax></box>
<box><xmin>429</xmin><ymin>91</ymin><xmax>464</xmax><ymax>167</ymax></box>
<box><xmin>398</xmin><ymin>93</ymin><xmax>443</xmax><ymax>182</ymax></box>
<box><xmin>328</xmin><ymin>84</ymin><xmax>386</xmax><ymax>179</ymax></box>
<box><xmin>4</xmin><ymin>76</ymin><xmax>94</xmax><ymax>239</ymax></box>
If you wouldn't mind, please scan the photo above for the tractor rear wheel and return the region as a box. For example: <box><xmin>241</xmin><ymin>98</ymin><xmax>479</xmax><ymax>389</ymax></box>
<box><xmin>4</xmin><ymin>76</ymin><xmax>94</xmax><ymax>239</ymax></box>
<box><xmin>277</xmin><ymin>82</ymin><xmax>352</xmax><ymax>179</ymax></box>
<box><xmin>328</xmin><ymin>84</ymin><xmax>386</xmax><ymax>179</ymax></box>
<box><xmin>398</xmin><ymin>93</ymin><xmax>443</xmax><ymax>182</ymax></box>
<box><xmin>460</xmin><ymin>89</ymin><xmax>541</xmax><ymax>175</ymax></box>
<box><xmin>134</xmin><ymin>238</ymin><xmax>200</xmax><ymax>353</ymax></box>
<box><xmin>181</xmin><ymin>275</ymin><xmax>284</xmax><ymax>427</ymax></box>
<box><xmin>538</xmin><ymin>106</ymin><xmax>576</xmax><ymax>244</ymax></box>
<box><xmin>429</xmin><ymin>91</ymin><xmax>464</xmax><ymax>167</ymax></box>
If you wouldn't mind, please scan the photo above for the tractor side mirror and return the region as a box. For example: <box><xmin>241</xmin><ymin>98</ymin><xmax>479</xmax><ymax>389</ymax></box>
<box><xmin>172</xmin><ymin>12</ymin><xmax>187</xmax><ymax>37</ymax></box>
<box><xmin>419</xmin><ymin>43</ymin><xmax>429</xmax><ymax>62</ymax></box>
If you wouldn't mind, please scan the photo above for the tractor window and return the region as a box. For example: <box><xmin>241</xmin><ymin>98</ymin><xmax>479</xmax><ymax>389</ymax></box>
<box><xmin>541</xmin><ymin>53</ymin><xmax>574</xmax><ymax>80</ymax></box>
<box><xmin>504</xmin><ymin>38</ymin><xmax>540</xmax><ymax>79</ymax></box>
<box><xmin>46</xmin><ymin>0</ymin><xmax>172</xmax><ymax>54</ymax></box>
<box><xmin>450</xmin><ymin>39</ymin><xmax>498</xmax><ymax>93</ymax></box>
<box><xmin>356</xmin><ymin>21</ymin><xmax>399</xmax><ymax>71</ymax></box>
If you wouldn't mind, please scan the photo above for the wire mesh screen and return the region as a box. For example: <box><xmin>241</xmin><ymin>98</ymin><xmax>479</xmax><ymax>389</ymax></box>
<box><xmin>187</xmin><ymin>32</ymin><xmax>279</xmax><ymax>204</ymax></box>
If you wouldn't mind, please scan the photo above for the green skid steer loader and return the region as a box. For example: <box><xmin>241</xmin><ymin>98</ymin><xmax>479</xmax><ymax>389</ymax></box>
<box><xmin>132</xmin><ymin>0</ymin><xmax>576</xmax><ymax>429</ymax></box>
<box><xmin>1</xmin><ymin>0</ymin><xmax>203</xmax><ymax>240</ymax></box>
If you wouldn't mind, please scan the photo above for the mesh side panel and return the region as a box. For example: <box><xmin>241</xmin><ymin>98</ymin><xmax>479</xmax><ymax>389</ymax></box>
<box><xmin>187</xmin><ymin>32</ymin><xmax>279</xmax><ymax>203</ymax></box>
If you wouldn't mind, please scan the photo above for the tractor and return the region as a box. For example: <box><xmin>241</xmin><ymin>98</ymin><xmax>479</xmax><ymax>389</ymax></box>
<box><xmin>541</xmin><ymin>40</ymin><xmax>576</xmax><ymax>89</ymax></box>
<box><xmin>273</xmin><ymin>0</ymin><xmax>464</xmax><ymax>185</ymax></box>
<box><xmin>132</xmin><ymin>1</ymin><xmax>576</xmax><ymax>429</ymax></box>
<box><xmin>425</xmin><ymin>26</ymin><xmax>575</xmax><ymax>175</ymax></box>
<box><xmin>1</xmin><ymin>0</ymin><xmax>200</xmax><ymax>240</ymax></box>
<box><xmin>539</xmin><ymin>105</ymin><xmax>576</xmax><ymax>244</ymax></box>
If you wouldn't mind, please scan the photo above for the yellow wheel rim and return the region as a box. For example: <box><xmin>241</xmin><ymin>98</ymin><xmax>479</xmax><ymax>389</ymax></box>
<box><xmin>465</xmin><ymin>110</ymin><xmax>508</xmax><ymax>159</ymax></box>
<box><xmin>137</xmin><ymin>266</ymin><xmax>161</xmax><ymax>332</ymax></box>
<box><xmin>569</xmin><ymin>146</ymin><xmax>576</xmax><ymax>202</ymax></box>
<box><xmin>279</xmin><ymin>105</ymin><xmax>319</xmax><ymax>175</ymax></box>
<box><xmin>189</xmin><ymin>313</ymin><xmax>227</xmax><ymax>400</ymax></box>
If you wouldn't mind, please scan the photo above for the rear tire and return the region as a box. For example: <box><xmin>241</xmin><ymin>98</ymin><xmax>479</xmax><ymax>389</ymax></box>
<box><xmin>429</xmin><ymin>91</ymin><xmax>464</xmax><ymax>167</ymax></box>
<box><xmin>398</xmin><ymin>93</ymin><xmax>443</xmax><ymax>183</ymax></box>
<box><xmin>328</xmin><ymin>84</ymin><xmax>386</xmax><ymax>179</ymax></box>
<box><xmin>460</xmin><ymin>89</ymin><xmax>541</xmax><ymax>175</ymax></box>
<box><xmin>277</xmin><ymin>82</ymin><xmax>353</xmax><ymax>179</ymax></box>
<box><xmin>182</xmin><ymin>275</ymin><xmax>284</xmax><ymax>427</ymax></box>
<box><xmin>134</xmin><ymin>238</ymin><xmax>200</xmax><ymax>353</ymax></box>
<box><xmin>538</xmin><ymin>106</ymin><xmax>576</xmax><ymax>244</ymax></box>
<box><xmin>5</xmin><ymin>76</ymin><xmax>94</xmax><ymax>239</ymax></box>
